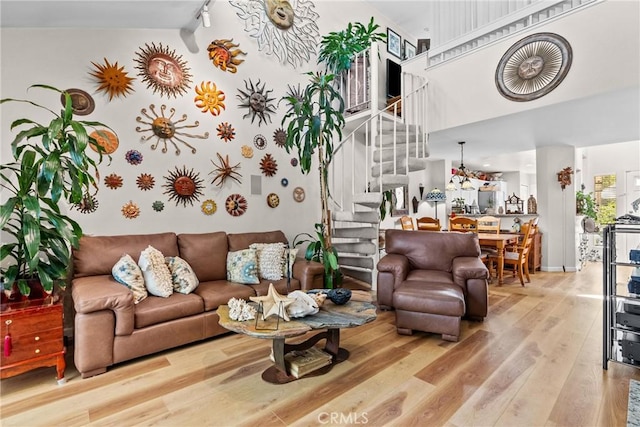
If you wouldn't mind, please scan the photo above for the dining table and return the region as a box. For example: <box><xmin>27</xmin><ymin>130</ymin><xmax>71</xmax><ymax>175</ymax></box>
<box><xmin>477</xmin><ymin>233</ymin><xmax>520</xmax><ymax>285</ymax></box>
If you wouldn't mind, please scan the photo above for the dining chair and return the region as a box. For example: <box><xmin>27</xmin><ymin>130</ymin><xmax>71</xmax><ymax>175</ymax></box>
<box><xmin>477</xmin><ymin>215</ymin><xmax>501</xmax><ymax>234</ymax></box>
<box><xmin>490</xmin><ymin>221</ymin><xmax>534</xmax><ymax>286</ymax></box>
<box><xmin>416</xmin><ymin>216</ymin><xmax>441</xmax><ymax>231</ymax></box>
<box><xmin>400</xmin><ymin>215</ymin><xmax>415</xmax><ymax>230</ymax></box>
<box><xmin>449</xmin><ymin>217</ymin><xmax>478</xmax><ymax>232</ymax></box>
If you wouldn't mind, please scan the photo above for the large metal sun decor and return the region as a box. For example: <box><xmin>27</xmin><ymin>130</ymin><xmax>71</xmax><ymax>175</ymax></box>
<box><xmin>134</xmin><ymin>42</ymin><xmax>192</xmax><ymax>99</ymax></box>
<box><xmin>207</xmin><ymin>39</ymin><xmax>247</xmax><ymax>73</ymax></box>
<box><xmin>210</xmin><ymin>153</ymin><xmax>242</xmax><ymax>187</ymax></box>
<box><xmin>89</xmin><ymin>58</ymin><xmax>135</xmax><ymax>100</ymax></box>
<box><xmin>496</xmin><ymin>32</ymin><xmax>572</xmax><ymax>102</ymax></box>
<box><xmin>163</xmin><ymin>166</ymin><xmax>205</xmax><ymax>207</ymax></box>
<box><xmin>230</xmin><ymin>0</ymin><xmax>319</xmax><ymax>68</ymax></box>
<box><xmin>136</xmin><ymin>104</ymin><xmax>209</xmax><ymax>155</ymax></box>
<box><xmin>237</xmin><ymin>79</ymin><xmax>276</xmax><ymax>127</ymax></box>
<box><xmin>194</xmin><ymin>81</ymin><xmax>226</xmax><ymax>116</ymax></box>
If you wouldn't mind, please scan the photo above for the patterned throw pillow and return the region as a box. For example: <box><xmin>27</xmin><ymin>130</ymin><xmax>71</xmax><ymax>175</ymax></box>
<box><xmin>250</xmin><ymin>242</ymin><xmax>285</xmax><ymax>280</ymax></box>
<box><xmin>226</xmin><ymin>248</ymin><xmax>260</xmax><ymax>284</ymax></box>
<box><xmin>282</xmin><ymin>247</ymin><xmax>299</xmax><ymax>278</ymax></box>
<box><xmin>138</xmin><ymin>246</ymin><xmax>173</xmax><ymax>297</ymax></box>
<box><xmin>166</xmin><ymin>256</ymin><xmax>199</xmax><ymax>294</ymax></box>
<box><xmin>112</xmin><ymin>254</ymin><xmax>147</xmax><ymax>303</ymax></box>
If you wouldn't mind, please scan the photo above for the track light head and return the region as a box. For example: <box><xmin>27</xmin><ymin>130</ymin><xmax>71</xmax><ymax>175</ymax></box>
<box><xmin>201</xmin><ymin>5</ymin><xmax>210</xmax><ymax>28</ymax></box>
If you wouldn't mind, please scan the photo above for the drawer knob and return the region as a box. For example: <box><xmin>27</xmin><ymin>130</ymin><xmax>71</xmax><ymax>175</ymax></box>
<box><xmin>34</xmin><ymin>336</ymin><xmax>40</xmax><ymax>341</ymax></box>
<box><xmin>5</xmin><ymin>320</ymin><xmax>12</xmax><ymax>326</ymax></box>
<box><xmin>34</xmin><ymin>349</ymin><xmax>40</xmax><ymax>354</ymax></box>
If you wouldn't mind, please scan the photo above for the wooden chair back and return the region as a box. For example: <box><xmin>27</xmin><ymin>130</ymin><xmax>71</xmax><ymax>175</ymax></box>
<box><xmin>449</xmin><ymin>217</ymin><xmax>478</xmax><ymax>232</ymax></box>
<box><xmin>492</xmin><ymin>221</ymin><xmax>534</xmax><ymax>286</ymax></box>
<box><xmin>477</xmin><ymin>215</ymin><xmax>501</xmax><ymax>234</ymax></box>
<box><xmin>400</xmin><ymin>215</ymin><xmax>415</xmax><ymax>230</ymax></box>
<box><xmin>416</xmin><ymin>216</ymin><xmax>441</xmax><ymax>231</ymax></box>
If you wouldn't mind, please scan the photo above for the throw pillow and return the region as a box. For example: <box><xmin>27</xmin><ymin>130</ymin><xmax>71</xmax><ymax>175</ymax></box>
<box><xmin>138</xmin><ymin>246</ymin><xmax>173</xmax><ymax>297</ymax></box>
<box><xmin>166</xmin><ymin>256</ymin><xmax>199</xmax><ymax>294</ymax></box>
<box><xmin>250</xmin><ymin>242</ymin><xmax>285</xmax><ymax>280</ymax></box>
<box><xmin>226</xmin><ymin>248</ymin><xmax>260</xmax><ymax>284</ymax></box>
<box><xmin>112</xmin><ymin>254</ymin><xmax>147</xmax><ymax>303</ymax></box>
<box><xmin>283</xmin><ymin>247</ymin><xmax>299</xmax><ymax>278</ymax></box>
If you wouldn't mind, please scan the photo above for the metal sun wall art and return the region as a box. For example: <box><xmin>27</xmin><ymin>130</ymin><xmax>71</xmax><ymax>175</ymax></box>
<box><xmin>230</xmin><ymin>0</ymin><xmax>319</xmax><ymax>68</ymax></box>
<box><xmin>254</xmin><ymin>134</ymin><xmax>267</xmax><ymax>150</ymax></box>
<box><xmin>207</xmin><ymin>39</ymin><xmax>247</xmax><ymax>73</ymax></box>
<box><xmin>201</xmin><ymin>199</ymin><xmax>217</xmax><ymax>215</ymax></box>
<box><xmin>210</xmin><ymin>153</ymin><xmax>242</xmax><ymax>187</ymax></box>
<box><xmin>125</xmin><ymin>150</ymin><xmax>144</xmax><ymax>165</ymax></box>
<box><xmin>122</xmin><ymin>201</ymin><xmax>141</xmax><ymax>219</ymax></box>
<box><xmin>89</xmin><ymin>130</ymin><xmax>119</xmax><ymax>154</ymax></box>
<box><xmin>273</xmin><ymin>128</ymin><xmax>287</xmax><ymax>148</ymax></box>
<box><xmin>496</xmin><ymin>32</ymin><xmax>573</xmax><ymax>102</ymax></box>
<box><xmin>104</xmin><ymin>173</ymin><xmax>123</xmax><ymax>189</ymax></box>
<box><xmin>136</xmin><ymin>173</ymin><xmax>155</xmax><ymax>191</ymax></box>
<box><xmin>72</xmin><ymin>193</ymin><xmax>99</xmax><ymax>214</ymax></box>
<box><xmin>237</xmin><ymin>79</ymin><xmax>276</xmax><ymax>126</ymax></box>
<box><xmin>89</xmin><ymin>58</ymin><xmax>135</xmax><ymax>100</ymax></box>
<box><xmin>217</xmin><ymin>122</ymin><xmax>236</xmax><ymax>142</ymax></box>
<box><xmin>152</xmin><ymin>201</ymin><xmax>165</xmax><ymax>212</ymax></box>
<box><xmin>241</xmin><ymin>145</ymin><xmax>254</xmax><ymax>158</ymax></box>
<box><xmin>163</xmin><ymin>166</ymin><xmax>205</xmax><ymax>207</ymax></box>
<box><xmin>226</xmin><ymin>194</ymin><xmax>248</xmax><ymax>216</ymax></box>
<box><xmin>134</xmin><ymin>42</ymin><xmax>192</xmax><ymax>99</ymax></box>
<box><xmin>260</xmin><ymin>153</ymin><xmax>278</xmax><ymax>177</ymax></box>
<box><xmin>136</xmin><ymin>104</ymin><xmax>209</xmax><ymax>155</ymax></box>
<box><xmin>194</xmin><ymin>81</ymin><xmax>226</xmax><ymax>116</ymax></box>
<box><xmin>267</xmin><ymin>193</ymin><xmax>279</xmax><ymax>208</ymax></box>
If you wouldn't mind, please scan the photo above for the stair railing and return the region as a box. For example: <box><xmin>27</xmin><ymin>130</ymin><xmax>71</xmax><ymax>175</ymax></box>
<box><xmin>329</xmin><ymin>74</ymin><xmax>428</xmax><ymax>214</ymax></box>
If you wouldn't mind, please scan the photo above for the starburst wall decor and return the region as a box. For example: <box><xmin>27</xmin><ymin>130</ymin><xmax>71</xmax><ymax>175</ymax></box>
<box><xmin>194</xmin><ymin>81</ymin><xmax>226</xmax><ymax>116</ymax></box>
<box><xmin>89</xmin><ymin>58</ymin><xmax>135</xmax><ymax>100</ymax></box>
<box><xmin>237</xmin><ymin>79</ymin><xmax>276</xmax><ymax>126</ymax></box>
<box><xmin>207</xmin><ymin>39</ymin><xmax>247</xmax><ymax>73</ymax></box>
<box><xmin>163</xmin><ymin>166</ymin><xmax>205</xmax><ymax>207</ymax></box>
<box><xmin>136</xmin><ymin>104</ymin><xmax>209</xmax><ymax>155</ymax></box>
<box><xmin>134</xmin><ymin>42</ymin><xmax>192</xmax><ymax>98</ymax></box>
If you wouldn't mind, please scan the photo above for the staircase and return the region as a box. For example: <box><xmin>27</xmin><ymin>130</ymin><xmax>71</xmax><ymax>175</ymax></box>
<box><xmin>329</xmin><ymin>69</ymin><xmax>429</xmax><ymax>290</ymax></box>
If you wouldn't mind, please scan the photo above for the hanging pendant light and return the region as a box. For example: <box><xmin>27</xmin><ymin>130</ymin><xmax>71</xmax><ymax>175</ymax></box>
<box><xmin>447</xmin><ymin>141</ymin><xmax>475</xmax><ymax>191</ymax></box>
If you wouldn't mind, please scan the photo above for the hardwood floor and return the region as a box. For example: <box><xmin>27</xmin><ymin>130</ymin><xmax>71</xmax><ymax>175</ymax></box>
<box><xmin>1</xmin><ymin>263</ymin><xmax>638</xmax><ymax>426</ymax></box>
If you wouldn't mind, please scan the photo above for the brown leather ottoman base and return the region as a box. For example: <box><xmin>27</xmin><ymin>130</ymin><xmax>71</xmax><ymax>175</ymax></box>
<box><xmin>392</xmin><ymin>282</ymin><xmax>466</xmax><ymax>342</ymax></box>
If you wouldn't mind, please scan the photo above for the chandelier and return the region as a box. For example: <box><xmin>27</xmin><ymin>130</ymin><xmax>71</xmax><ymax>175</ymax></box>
<box><xmin>446</xmin><ymin>141</ymin><xmax>475</xmax><ymax>191</ymax></box>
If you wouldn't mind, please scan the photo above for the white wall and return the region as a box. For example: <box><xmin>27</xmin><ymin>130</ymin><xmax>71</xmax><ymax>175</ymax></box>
<box><xmin>0</xmin><ymin>1</ymin><xmax>409</xmax><ymax>244</ymax></box>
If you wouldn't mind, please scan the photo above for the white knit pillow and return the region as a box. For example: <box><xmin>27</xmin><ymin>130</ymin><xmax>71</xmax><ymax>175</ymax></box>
<box><xmin>250</xmin><ymin>242</ymin><xmax>285</xmax><ymax>280</ymax></box>
<box><xmin>138</xmin><ymin>246</ymin><xmax>173</xmax><ymax>297</ymax></box>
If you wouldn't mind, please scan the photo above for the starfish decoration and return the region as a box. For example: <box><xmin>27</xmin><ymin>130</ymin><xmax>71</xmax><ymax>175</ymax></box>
<box><xmin>250</xmin><ymin>283</ymin><xmax>295</xmax><ymax>321</ymax></box>
<box><xmin>210</xmin><ymin>153</ymin><xmax>242</xmax><ymax>187</ymax></box>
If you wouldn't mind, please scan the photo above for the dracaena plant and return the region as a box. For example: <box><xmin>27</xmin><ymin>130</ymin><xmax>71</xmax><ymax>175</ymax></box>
<box><xmin>0</xmin><ymin>84</ymin><xmax>112</xmax><ymax>296</ymax></box>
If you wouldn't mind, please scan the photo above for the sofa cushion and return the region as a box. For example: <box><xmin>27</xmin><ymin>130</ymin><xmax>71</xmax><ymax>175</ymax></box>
<box><xmin>250</xmin><ymin>242</ymin><xmax>285</xmax><ymax>280</ymax></box>
<box><xmin>393</xmin><ymin>281</ymin><xmax>465</xmax><ymax>316</ymax></box>
<box><xmin>226</xmin><ymin>249</ymin><xmax>260</xmax><ymax>284</ymax></box>
<box><xmin>134</xmin><ymin>293</ymin><xmax>204</xmax><ymax>329</ymax></box>
<box><xmin>74</xmin><ymin>232</ymin><xmax>179</xmax><ymax>278</ymax></box>
<box><xmin>166</xmin><ymin>256</ymin><xmax>199</xmax><ymax>294</ymax></box>
<box><xmin>112</xmin><ymin>254</ymin><xmax>147</xmax><ymax>303</ymax></box>
<box><xmin>228</xmin><ymin>230</ymin><xmax>288</xmax><ymax>251</ymax></box>
<box><xmin>193</xmin><ymin>281</ymin><xmax>256</xmax><ymax>311</ymax></box>
<box><xmin>139</xmin><ymin>246</ymin><xmax>173</xmax><ymax>298</ymax></box>
<box><xmin>177</xmin><ymin>232</ymin><xmax>228</xmax><ymax>282</ymax></box>
<box><xmin>406</xmin><ymin>269</ymin><xmax>455</xmax><ymax>287</ymax></box>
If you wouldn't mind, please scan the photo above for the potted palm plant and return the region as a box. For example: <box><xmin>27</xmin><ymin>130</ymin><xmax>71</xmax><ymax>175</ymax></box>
<box><xmin>1</xmin><ymin>84</ymin><xmax>112</xmax><ymax>300</ymax></box>
<box><xmin>281</xmin><ymin>72</ymin><xmax>345</xmax><ymax>288</ymax></box>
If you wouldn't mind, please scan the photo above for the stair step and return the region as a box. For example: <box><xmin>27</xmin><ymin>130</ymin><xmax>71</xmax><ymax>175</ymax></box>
<box><xmin>333</xmin><ymin>241</ymin><xmax>377</xmax><ymax>255</ymax></box>
<box><xmin>333</xmin><ymin>211</ymin><xmax>380</xmax><ymax>224</ymax></box>
<box><xmin>379</xmin><ymin>121</ymin><xmax>420</xmax><ymax>133</ymax></box>
<box><xmin>338</xmin><ymin>255</ymin><xmax>375</xmax><ymax>270</ymax></box>
<box><xmin>373</xmin><ymin>145</ymin><xmax>427</xmax><ymax>161</ymax></box>
<box><xmin>352</xmin><ymin>192</ymin><xmax>382</xmax><ymax>209</ymax></box>
<box><xmin>333</xmin><ymin>227</ymin><xmax>379</xmax><ymax>239</ymax></box>
<box><xmin>340</xmin><ymin>267</ymin><xmax>373</xmax><ymax>285</ymax></box>
<box><xmin>369</xmin><ymin>175</ymin><xmax>411</xmax><ymax>191</ymax></box>
<box><xmin>371</xmin><ymin>158</ymin><xmax>429</xmax><ymax>176</ymax></box>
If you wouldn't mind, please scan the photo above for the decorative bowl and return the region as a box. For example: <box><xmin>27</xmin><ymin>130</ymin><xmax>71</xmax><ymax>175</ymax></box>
<box><xmin>327</xmin><ymin>288</ymin><xmax>352</xmax><ymax>305</ymax></box>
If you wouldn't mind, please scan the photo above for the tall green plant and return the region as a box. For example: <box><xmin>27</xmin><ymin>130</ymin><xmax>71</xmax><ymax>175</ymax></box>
<box><xmin>0</xmin><ymin>84</ymin><xmax>111</xmax><ymax>296</ymax></box>
<box><xmin>281</xmin><ymin>71</ymin><xmax>345</xmax><ymax>287</ymax></box>
<box><xmin>317</xmin><ymin>17</ymin><xmax>387</xmax><ymax>74</ymax></box>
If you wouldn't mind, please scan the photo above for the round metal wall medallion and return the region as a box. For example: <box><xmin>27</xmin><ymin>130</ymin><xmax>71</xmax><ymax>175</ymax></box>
<box><xmin>495</xmin><ymin>32</ymin><xmax>572</xmax><ymax>102</ymax></box>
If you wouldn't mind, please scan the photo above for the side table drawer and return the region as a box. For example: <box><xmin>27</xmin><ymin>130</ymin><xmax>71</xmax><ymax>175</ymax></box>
<box><xmin>1</xmin><ymin>327</ymin><xmax>63</xmax><ymax>364</ymax></box>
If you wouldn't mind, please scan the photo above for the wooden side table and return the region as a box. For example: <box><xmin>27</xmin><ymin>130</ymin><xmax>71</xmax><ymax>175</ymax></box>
<box><xmin>0</xmin><ymin>298</ymin><xmax>66</xmax><ymax>384</ymax></box>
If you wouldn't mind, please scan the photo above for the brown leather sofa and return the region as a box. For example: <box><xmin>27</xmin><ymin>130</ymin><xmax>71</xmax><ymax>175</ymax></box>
<box><xmin>71</xmin><ymin>230</ymin><xmax>324</xmax><ymax>378</ymax></box>
<box><xmin>377</xmin><ymin>230</ymin><xmax>489</xmax><ymax>341</ymax></box>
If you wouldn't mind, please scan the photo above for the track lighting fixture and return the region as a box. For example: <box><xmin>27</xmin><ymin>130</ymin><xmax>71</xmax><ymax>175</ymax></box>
<box><xmin>201</xmin><ymin>4</ymin><xmax>210</xmax><ymax>28</ymax></box>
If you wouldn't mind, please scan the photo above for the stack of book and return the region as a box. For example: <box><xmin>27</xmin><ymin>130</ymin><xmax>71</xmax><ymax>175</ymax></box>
<box><xmin>284</xmin><ymin>347</ymin><xmax>333</xmax><ymax>379</ymax></box>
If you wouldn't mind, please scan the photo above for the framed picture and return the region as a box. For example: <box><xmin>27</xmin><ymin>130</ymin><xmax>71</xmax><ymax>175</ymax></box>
<box><xmin>387</xmin><ymin>28</ymin><xmax>401</xmax><ymax>59</ymax></box>
<box><xmin>417</xmin><ymin>38</ymin><xmax>431</xmax><ymax>54</ymax></box>
<box><xmin>404</xmin><ymin>40</ymin><xmax>416</xmax><ymax>59</ymax></box>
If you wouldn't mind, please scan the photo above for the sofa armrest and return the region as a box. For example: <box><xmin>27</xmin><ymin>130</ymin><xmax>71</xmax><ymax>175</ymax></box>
<box><xmin>72</xmin><ymin>276</ymin><xmax>135</xmax><ymax>336</ymax></box>
<box><xmin>292</xmin><ymin>260</ymin><xmax>325</xmax><ymax>290</ymax></box>
<box><xmin>376</xmin><ymin>254</ymin><xmax>410</xmax><ymax>309</ymax></box>
<box><xmin>452</xmin><ymin>257</ymin><xmax>488</xmax><ymax>285</ymax></box>
<box><xmin>452</xmin><ymin>257</ymin><xmax>488</xmax><ymax>319</ymax></box>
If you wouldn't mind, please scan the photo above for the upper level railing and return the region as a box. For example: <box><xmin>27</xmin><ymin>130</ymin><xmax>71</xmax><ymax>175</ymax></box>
<box><xmin>426</xmin><ymin>0</ymin><xmax>598</xmax><ymax>67</ymax></box>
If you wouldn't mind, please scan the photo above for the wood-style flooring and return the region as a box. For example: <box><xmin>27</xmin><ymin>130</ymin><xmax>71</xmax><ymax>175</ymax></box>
<box><xmin>1</xmin><ymin>262</ymin><xmax>638</xmax><ymax>426</ymax></box>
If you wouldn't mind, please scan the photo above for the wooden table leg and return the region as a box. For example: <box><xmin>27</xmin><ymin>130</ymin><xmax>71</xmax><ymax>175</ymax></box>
<box><xmin>497</xmin><ymin>241</ymin><xmax>505</xmax><ymax>286</ymax></box>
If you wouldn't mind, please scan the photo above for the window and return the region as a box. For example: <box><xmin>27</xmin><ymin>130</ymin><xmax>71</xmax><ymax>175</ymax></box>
<box><xmin>594</xmin><ymin>174</ymin><xmax>616</xmax><ymax>226</ymax></box>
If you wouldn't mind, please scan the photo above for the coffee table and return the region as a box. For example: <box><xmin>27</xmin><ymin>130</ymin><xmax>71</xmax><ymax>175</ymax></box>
<box><xmin>217</xmin><ymin>300</ymin><xmax>377</xmax><ymax>384</ymax></box>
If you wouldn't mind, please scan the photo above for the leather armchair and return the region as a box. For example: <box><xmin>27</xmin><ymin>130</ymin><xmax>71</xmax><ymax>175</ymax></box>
<box><xmin>377</xmin><ymin>230</ymin><xmax>489</xmax><ymax>341</ymax></box>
